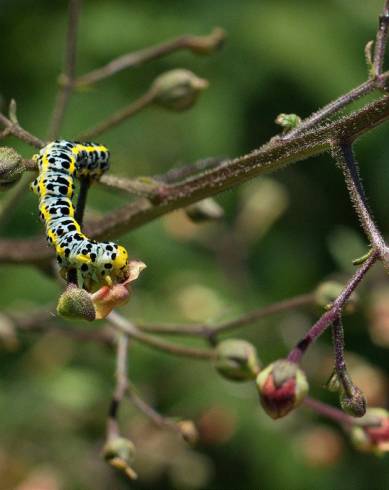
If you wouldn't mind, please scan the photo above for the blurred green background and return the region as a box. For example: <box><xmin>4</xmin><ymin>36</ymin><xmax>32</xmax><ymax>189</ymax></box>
<box><xmin>2</xmin><ymin>0</ymin><xmax>389</xmax><ymax>488</ymax></box>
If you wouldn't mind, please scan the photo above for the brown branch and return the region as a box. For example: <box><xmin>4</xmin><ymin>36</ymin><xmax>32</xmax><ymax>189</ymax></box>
<box><xmin>373</xmin><ymin>0</ymin><xmax>389</xmax><ymax>76</ymax></box>
<box><xmin>0</xmin><ymin>112</ymin><xmax>44</xmax><ymax>148</ymax></box>
<box><xmin>74</xmin><ymin>27</ymin><xmax>225</xmax><ymax>88</ymax></box>
<box><xmin>77</xmin><ymin>90</ymin><xmax>155</xmax><ymax>141</ymax></box>
<box><xmin>107</xmin><ymin>311</ymin><xmax>215</xmax><ymax>360</ymax></box>
<box><xmin>138</xmin><ymin>293</ymin><xmax>314</xmax><ymax>337</ymax></box>
<box><xmin>47</xmin><ymin>0</ymin><xmax>83</xmax><ymax>139</ymax></box>
<box><xmin>3</xmin><ymin>95</ymin><xmax>389</xmax><ymax>265</ymax></box>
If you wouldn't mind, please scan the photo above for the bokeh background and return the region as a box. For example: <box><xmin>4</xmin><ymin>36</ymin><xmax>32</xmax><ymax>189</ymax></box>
<box><xmin>1</xmin><ymin>0</ymin><xmax>389</xmax><ymax>488</ymax></box>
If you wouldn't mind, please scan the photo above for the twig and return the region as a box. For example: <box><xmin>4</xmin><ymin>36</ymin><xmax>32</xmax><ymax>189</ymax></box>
<box><xmin>0</xmin><ymin>173</ymin><xmax>35</xmax><ymax>229</ymax></box>
<box><xmin>107</xmin><ymin>333</ymin><xmax>129</xmax><ymax>440</ymax></box>
<box><xmin>99</xmin><ymin>174</ymin><xmax>162</xmax><ymax>197</ymax></box>
<box><xmin>0</xmin><ymin>112</ymin><xmax>44</xmax><ymax>148</ymax></box>
<box><xmin>287</xmin><ymin>251</ymin><xmax>378</xmax><ymax>363</ymax></box>
<box><xmin>126</xmin><ymin>384</ymin><xmax>181</xmax><ymax>434</ymax></box>
<box><xmin>303</xmin><ymin>397</ymin><xmax>357</xmax><ymax>426</ymax></box>
<box><xmin>373</xmin><ymin>0</ymin><xmax>389</xmax><ymax>76</ymax></box>
<box><xmin>47</xmin><ymin>0</ymin><xmax>83</xmax><ymax>139</ymax></box>
<box><xmin>331</xmin><ymin>316</ymin><xmax>353</xmax><ymax>396</ymax></box>
<box><xmin>77</xmin><ymin>90</ymin><xmax>155</xmax><ymax>141</ymax></box>
<box><xmin>332</xmin><ymin>143</ymin><xmax>386</xmax><ymax>254</ymax></box>
<box><xmin>137</xmin><ymin>293</ymin><xmax>314</xmax><ymax>337</ymax></box>
<box><xmin>107</xmin><ymin>311</ymin><xmax>215</xmax><ymax>360</ymax></box>
<box><xmin>74</xmin><ymin>28</ymin><xmax>225</xmax><ymax>87</ymax></box>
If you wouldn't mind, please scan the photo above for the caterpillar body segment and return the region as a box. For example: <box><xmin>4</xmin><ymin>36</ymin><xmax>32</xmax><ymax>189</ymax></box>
<box><xmin>31</xmin><ymin>140</ymin><xmax>129</xmax><ymax>290</ymax></box>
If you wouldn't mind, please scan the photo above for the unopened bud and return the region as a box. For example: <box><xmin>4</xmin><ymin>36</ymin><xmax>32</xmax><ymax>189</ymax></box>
<box><xmin>314</xmin><ymin>281</ymin><xmax>358</xmax><ymax>314</ymax></box>
<box><xmin>0</xmin><ymin>147</ymin><xmax>25</xmax><ymax>190</ymax></box>
<box><xmin>275</xmin><ymin>113</ymin><xmax>301</xmax><ymax>131</ymax></box>
<box><xmin>340</xmin><ymin>385</ymin><xmax>367</xmax><ymax>418</ymax></box>
<box><xmin>214</xmin><ymin>339</ymin><xmax>260</xmax><ymax>381</ymax></box>
<box><xmin>185</xmin><ymin>198</ymin><xmax>224</xmax><ymax>222</ymax></box>
<box><xmin>256</xmin><ymin>359</ymin><xmax>308</xmax><ymax>419</ymax></box>
<box><xmin>57</xmin><ymin>284</ymin><xmax>96</xmax><ymax>321</ymax></box>
<box><xmin>103</xmin><ymin>436</ymin><xmax>137</xmax><ymax>479</ymax></box>
<box><xmin>350</xmin><ymin>408</ymin><xmax>389</xmax><ymax>454</ymax></box>
<box><xmin>151</xmin><ymin>69</ymin><xmax>209</xmax><ymax>111</ymax></box>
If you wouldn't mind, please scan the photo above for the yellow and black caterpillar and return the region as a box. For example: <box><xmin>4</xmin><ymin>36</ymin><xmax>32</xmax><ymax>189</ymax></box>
<box><xmin>31</xmin><ymin>140</ymin><xmax>129</xmax><ymax>290</ymax></box>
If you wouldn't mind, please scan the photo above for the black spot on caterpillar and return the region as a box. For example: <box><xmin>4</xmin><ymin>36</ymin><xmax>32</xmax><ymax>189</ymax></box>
<box><xmin>31</xmin><ymin>140</ymin><xmax>129</xmax><ymax>290</ymax></box>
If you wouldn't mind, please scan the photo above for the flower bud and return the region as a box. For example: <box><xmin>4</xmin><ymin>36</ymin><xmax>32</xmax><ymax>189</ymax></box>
<box><xmin>256</xmin><ymin>359</ymin><xmax>308</xmax><ymax>419</ymax></box>
<box><xmin>314</xmin><ymin>281</ymin><xmax>358</xmax><ymax>314</ymax></box>
<box><xmin>185</xmin><ymin>198</ymin><xmax>224</xmax><ymax>223</ymax></box>
<box><xmin>275</xmin><ymin>113</ymin><xmax>301</xmax><ymax>131</ymax></box>
<box><xmin>151</xmin><ymin>69</ymin><xmax>209</xmax><ymax>111</ymax></box>
<box><xmin>103</xmin><ymin>436</ymin><xmax>137</xmax><ymax>479</ymax></box>
<box><xmin>340</xmin><ymin>385</ymin><xmax>367</xmax><ymax>417</ymax></box>
<box><xmin>350</xmin><ymin>408</ymin><xmax>389</xmax><ymax>454</ymax></box>
<box><xmin>214</xmin><ymin>339</ymin><xmax>260</xmax><ymax>381</ymax></box>
<box><xmin>0</xmin><ymin>147</ymin><xmax>25</xmax><ymax>190</ymax></box>
<box><xmin>56</xmin><ymin>284</ymin><xmax>96</xmax><ymax>321</ymax></box>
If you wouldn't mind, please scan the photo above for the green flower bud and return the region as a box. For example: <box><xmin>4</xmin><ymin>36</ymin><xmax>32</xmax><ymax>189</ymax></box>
<box><xmin>56</xmin><ymin>284</ymin><xmax>96</xmax><ymax>321</ymax></box>
<box><xmin>0</xmin><ymin>147</ymin><xmax>25</xmax><ymax>190</ymax></box>
<box><xmin>275</xmin><ymin>113</ymin><xmax>301</xmax><ymax>131</ymax></box>
<box><xmin>185</xmin><ymin>198</ymin><xmax>224</xmax><ymax>222</ymax></box>
<box><xmin>103</xmin><ymin>437</ymin><xmax>137</xmax><ymax>479</ymax></box>
<box><xmin>256</xmin><ymin>359</ymin><xmax>308</xmax><ymax>419</ymax></box>
<box><xmin>214</xmin><ymin>339</ymin><xmax>260</xmax><ymax>381</ymax></box>
<box><xmin>314</xmin><ymin>281</ymin><xmax>358</xmax><ymax>314</ymax></box>
<box><xmin>340</xmin><ymin>385</ymin><xmax>367</xmax><ymax>417</ymax></box>
<box><xmin>151</xmin><ymin>69</ymin><xmax>209</xmax><ymax>111</ymax></box>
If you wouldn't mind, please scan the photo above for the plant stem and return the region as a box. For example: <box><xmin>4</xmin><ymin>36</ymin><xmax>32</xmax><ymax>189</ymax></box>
<box><xmin>374</xmin><ymin>0</ymin><xmax>389</xmax><ymax>76</ymax></box>
<box><xmin>287</xmin><ymin>251</ymin><xmax>378</xmax><ymax>363</ymax></box>
<box><xmin>47</xmin><ymin>0</ymin><xmax>82</xmax><ymax>139</ymax></box>
<box><xmin>107</xmin><ymin>311</ymin><xmax>215</xmax><ymax>360</ymax></box>
<box><xmin>74</xmin><ymin>28</ymin><xmax>225</xmax><ymax>87</ymax></box>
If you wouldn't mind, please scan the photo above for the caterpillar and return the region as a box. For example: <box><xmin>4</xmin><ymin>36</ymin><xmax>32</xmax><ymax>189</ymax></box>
<box><xmin>31</xmin><ymin>140</ymin><xmax>129</xmax><ymax>291</ymax></box>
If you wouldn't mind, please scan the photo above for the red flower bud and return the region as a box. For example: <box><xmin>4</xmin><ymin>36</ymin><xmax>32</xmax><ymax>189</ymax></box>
<box><xmin>256</xmin><ymin>359</ymin><xmax>308</xmax><ymax>419</ymax></box>
<box><xmin>351</xmin><ymin>408</ymin><xmax>389</xmax><ymax>454</ymax></box>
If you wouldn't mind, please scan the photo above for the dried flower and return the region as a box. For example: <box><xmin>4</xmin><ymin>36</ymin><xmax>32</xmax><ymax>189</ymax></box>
<box><xmin>256</xmin><ymin>359</ymin><xmax>308</xmax><ymax>419</ymax></box>
<box><xmin>214</xmin><ymin>339</ymin><xmax>260</xmax><ymax>381</ymax></box>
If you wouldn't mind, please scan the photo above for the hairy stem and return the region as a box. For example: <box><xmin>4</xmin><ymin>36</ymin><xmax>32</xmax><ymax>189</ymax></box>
<box><xmin>287</xmin><ymin>251</ymin><xmax>378</xmax><ymax>363</ymax></box>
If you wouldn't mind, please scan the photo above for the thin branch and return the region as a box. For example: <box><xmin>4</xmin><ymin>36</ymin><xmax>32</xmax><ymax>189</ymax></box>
<box><xmin>77</xmin><ymin>90</ymin><xmax>155</xmax><ymax>141</ymax></box>
<box><xmin>107</xmin><ymin>311</ymin><xmax>215</xmax><ymax>360</ymax></box>
<box><xmin>137</xmin><ymin>293</ymin><xmax>314</xmax><ymax>337</ymax></box>
<box><xmin>4</xmin><ymin>92</ymin><xmax>389</xmax><ymax>265</ymax></box>
<box><xmin>282</xmin><ymin>80</ymin><xmax>376</xmax><ymax>141</ymax></box>
<box><xmin>287</xmin><ymin>251</ymin><xmax>378</xmax><ymax>364</ymax></box>
<box><xmin>0</xmin><ymin>112</ymin><xmax>44</xmax><ymax>148</ymax></box>
<box><xmin>332</xmin><ymin>143</ymin><xmax>386</xmax><ymax>254</ymax></box>
<box><xmin>107</xmin><ymin>333</ymin><xmax>129</xmax><ymax>440</ymax></box>
<box><xmin>74</xmin><ymin>28</ymin><xmax>225</xmax><ymax>87</ymax></box>
<box><xmin>47</xmin><ymin>0</ymin><xmax>83</xmax><ymax>139</ymax></box>
<box><xmin>0</xmin><ymin>174</ymin><xmax>35</xmax><ymax>229</ymax></box>
<box><xmin>373</xmin><ymin>0</ymin><xmax>389</xmax><ymax>76</ymax></box>
<box><xmin>99</xmin><ymin>174</ymin><xmax>163</xmax><ymax>197</ymax></box>
<box><xmin>303</xmin><ymin>397</ymin><xmax>358</xmax><ymax>426</ymax></box>
<box><xmin>126</xmin><ymin>385</ymin><xmax>181</xmax><ymax>434</ymax></box>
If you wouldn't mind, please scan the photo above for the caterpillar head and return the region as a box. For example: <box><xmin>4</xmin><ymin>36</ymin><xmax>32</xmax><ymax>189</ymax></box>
<box><xmin>111</xmin><ymin>245</ymin><xmax>129</xmax><ymax>282</ymax></box>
